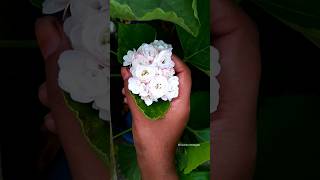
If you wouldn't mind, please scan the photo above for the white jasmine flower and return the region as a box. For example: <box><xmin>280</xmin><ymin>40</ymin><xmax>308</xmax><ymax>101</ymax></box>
<box><xmin>49</xmin><ymin>0</ymin><xmax>110</xmax><ymax>121</ymax></box>
<box><xmin>67</xmin><ymin>13</ymin><xmax>108</xmax><ymax>64</ymax></box>
<box><xmin>153</xmin><ymin>49</ymin><xmax>174</xmax><ymax>68</ymax></box>
<box><xmin>69</xmin><ymin>0</ymin><xmax>107</xmax><ymax>20</ymax></box>
<box><xmin>123</xmin><ymin>40</ymin><xmax>178</xmax><ymax>106</ymax></box>
<box><xmin>210</xmin><ymin>46</ymin><xmax>220</xmax><ymax>113</ymax></box>
<box><xmin>92</xmin><ymin>101</ymin><xmax>110</xmax><ymax>121</ymax></box>
<box><xmin>160</xmin><ymin>68</ymin><xmax>175</xmax><ymax>77</ymax></box>
<box><xmin>123</xmin><ymin>50</ymin><xmax>135</xmax><ymax>66</ymax></box>
<box><xmin>148</xmin><ymin>75</ymin><xmax>169</xmax><ymax>99</ymax></box>
<box><xmin>132</xmin><ymin>54</ymin><xmax>150</xmax><ymax>66</ymax></box>
<box><xmin>137</xmin><ymin>43</ymin><xmax>158</xmax><ymax>61</ymax></box>
<box><xmin>128</xmin><ymin>77</ymin><xmax>143</xmax><ymax>95</ymax></box>
<box><xmin>132</xmin><ymin>65</ymin><xmax>156</xmax><ymax>83</ymax></box>
<box><xmin>42</xmin><ymin>0</ymin><xmax>69</xmax><ymax>14</ymax></box>
<box><xmin>110</xmin><ymin>21</ymin><xmax>116</xmax><ymax>34</ymax></box>
<box><xmin>141</xmin><ymin>96</ymin><xmax>153</xmax><ymax>106</ymax></box>
<box><xmin>58</xmin><ymin>50</ymin><xmax>110</xmax><ymax>118</ymax></box>
<box><xmin>151</xmin><ymin>40</ymin><xmax>172</xmax><ymax>51</ymax></box>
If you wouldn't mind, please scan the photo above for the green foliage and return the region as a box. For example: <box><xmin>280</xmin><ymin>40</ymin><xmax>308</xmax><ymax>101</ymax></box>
<box><xmin>180</xmin><ymin>171</ymin><xmax>210</xmax><ymax>180</ymax></box>
<box><xmin>132</xmin><ymin>93</ymin><xmax>170</xmax><ymax>120</ymax></box>
<box><xmin>30</xmin><ymin>0</ymin><xmax>43</xmax><ymax>9</ymax></box>
<box><xmin>117</xmin><ymin>23</ymin><xmax>157</xmax><ymax>63</ymax></box>
<box><xmin>64</xmin><ymin>93</ymin><xmax>112</xmax><ymax>166</ymax></box>
<box><xmin>251</xmin><ymin>0</ymin><xmax>320</xmax><ymax>48</ymax></box>
<box><xmin>177</xmin><ymin>0</ymin><xmax>210</xmax><ymax>75</ymax></box>
<box><xmin>116</xmin><ymin>143</ymin><xmax>141</xmax><ymax>180</ymax></box>
<box><xmin>113</xmin><ymin>0</ymin><xmax>210</xmax><ymax>178</ymax></box>
<box><xmin>110</xmin><ymin>0</ymin><xmax>200</xmax><ymax>37</ymax></box>
<box><xmin>177</xmin><ymin>142</ymin><xmax>210</xmax><ymax>174</ymax></box>
<box><xmin>188</xmin><ymin>91</ymin><xmax>210</xmax><ymax>130</ymax></box>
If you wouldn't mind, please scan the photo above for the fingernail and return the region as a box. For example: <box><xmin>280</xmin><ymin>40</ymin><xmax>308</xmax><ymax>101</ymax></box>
<box><xmin>35</xmin><ymin>17</ymin><xmax>62</xmax><ymax>59</ymax></box>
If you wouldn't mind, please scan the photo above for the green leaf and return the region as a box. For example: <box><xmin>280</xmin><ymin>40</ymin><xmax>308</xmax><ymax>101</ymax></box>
<box><xmin>116</xmin><ymin>143</ymin><xmax>141</xmax><ymax>180</ymax></box>
<box><xmin>117</xmin><ymin>23</ymin><xmax>156</xmax><ymax>63</ymax></box>
<box><xmin>132</xmin><ymin>93</ymin><xmax>170</xmax><ymax>120</ymax></box>
<box><xmin>187</xmin><ymin>127</ymin><xmax>210</xmax><ymax>143</ymax></box>
<box><xmin>177</xmin><ymin>0</ymin><xmax>210</xmax><ymax>75</ymax></box>
<box><xmin>276</xmin><ymin>17</ymin><xmax>320</xmax><ymax>48</ymax></box>
<box><xmin>252</xmin><ymin>0</ymin><xmax>320</xmax><ymax>29</ymax></box>
<box><xmin>182</xmin><ymin>142</ymin><xmax>210</xmax><ymax>174</ymax></box>
<box><xmin>180</xmin><ymin>171</ymin><xmax>210</xmax><ymax>180</ymax></box>
<box><xmin>110</xmin><ymin>0</ymin><xmax>200</xmax><ymax>37</ymax></box>
<box><xmin>30</xmin><ymin>0</ymin><xmax>43</xmax><ymax>9</ymax></box>
<box><xmin>188</xmin><ymin>91</ymin><xmax>210</xmax><ymax>130</ymax></box>
<box><xmin>251</xmin><ymin>0</ymin><xmax>320</xmax><ymax>48</ymax></box>
<box><xmin>63</xmin><ymin>93</ymin><xmax>113</xmax><ymax>166</ymax></box>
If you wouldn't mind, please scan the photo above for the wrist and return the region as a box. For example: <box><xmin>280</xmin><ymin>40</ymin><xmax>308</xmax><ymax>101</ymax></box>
<box><xmin>137</xmin><ymin>152</ymin><xmax>178</xmax><ymax>180</ymax></box>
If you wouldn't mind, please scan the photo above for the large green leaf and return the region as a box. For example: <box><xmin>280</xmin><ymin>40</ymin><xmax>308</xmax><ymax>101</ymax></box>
<box><xmin>251</xmin><ymin>0</ymin><xmax>320</xmax><ymax>48</ymax></box>
<box><xmin>177</xmin><ymin>0</ymin><xmax>210</xmax><ymax>75</ymax></box>
<box><xmin>30</xmin><ymin>0</ymin><xmax>43</xmax><ymax>9</ymax></box>
<box><xmin>188</xmin><ymin>91</ymin><xmax>210</xmax><ymax>130</ymax></box>
<box><xmin>252</xmin><ymin>0</ymin><xmax>320</xmax><ymax>29</ymax></box>
<box><xmin>132</xmin><ymin>93</ymin><xmax>170</xmax><ymax>120</ymax></box>
<box><xmin>178</xmin><ymin>142</ymin><xmax>210</xmax><ymax>174</ymax></box>
<box><xmin>64</xmin><ymin>93</ymin><xmax>113</xmax><ymax>166</ymax></box>
<box><xmin>117</xmin><ymin>23</ymin><xmax>156</xmax><ymax>63</ymax></box>
<box><xmin>274</xmin><ymin>17</ymin><xmax>320</xmax><ymax>48</ymax></box>
<box><xmin>116</xmin><ymin>143</ymin><xmax>141</xmax><ymax>180</ymax></box>
<box><xmin>180</xmin><ymin>171</ymin><xmax>210</xmax><ymax>180</ymax></box>
<box><xmin>110</xmin><ymin>0</ymin><xmax>200</xmax><ymax>37</ymax></box>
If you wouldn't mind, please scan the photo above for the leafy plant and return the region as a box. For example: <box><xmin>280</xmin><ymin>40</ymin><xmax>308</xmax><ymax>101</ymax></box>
<box><xmin>111</xmin><ymin>0</ymin><xmax>210</xmax><ymax>178</ymax></box>
<box><xmin>249</xmin><ymin>0</ymin><xmax>320</xmax><ymax>48</ymax></box>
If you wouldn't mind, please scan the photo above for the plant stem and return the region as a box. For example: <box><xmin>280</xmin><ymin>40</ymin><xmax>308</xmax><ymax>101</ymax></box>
<box><xmin>113</xmin><ymin>128</ymin><xmax>132</xmax><ymax>139</ymax></box>
<box><xmin>110</xmin><ymin>50</ymin><xmax>118</xmax><ymax>56</ymax></box>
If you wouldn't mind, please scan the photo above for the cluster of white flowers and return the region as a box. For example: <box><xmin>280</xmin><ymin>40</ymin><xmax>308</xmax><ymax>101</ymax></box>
<box><xmin>42</xmin><ymin>0</ymin><xmax>110</xmax><ymax>121</ymax></box>
<box><xmin>210</xmin><ymin>46</ymin><xmax>220</xmax><ymax>113</ymax></box>
<box><xmin>123</xmin><ymin>40</ymin><xmax>179</xmax><ymax>106</ymax></box>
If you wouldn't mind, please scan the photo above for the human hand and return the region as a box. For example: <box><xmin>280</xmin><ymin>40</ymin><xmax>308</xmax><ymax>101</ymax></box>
<box><xmin>211</xmin><ymin>0</ymin><xmax>261</xmax><ymax>180</ymax></box>
<box><xmin>121</xmin><ymin>55</ymin><xmax>192</xmax><ymax>180</ymax></box>
<box><xmin>36</xmin><ymin>16</ymin><xmax>110</xmax><ymax>180</ymax></box>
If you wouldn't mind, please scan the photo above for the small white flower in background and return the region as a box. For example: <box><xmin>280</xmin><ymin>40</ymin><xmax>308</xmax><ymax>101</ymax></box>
<box><xmin>123</xmin><ymin>40</ymin><xmax>179</xmax><ymax>106</ymax></box>
<box><xmin>42</xmin><ymin>0</ymin><xmax>69</xmax><ymax>14</ymax></box>
<box><xmin>210</xmin><ymin>46</ymin><xmax>221</xmax><ymax>114</ymax></box>
<box><xmin>58</xmin><ymin>50</ymin><xmax>110</xmax><ymax>121</ymax></box>
<box><xmin>42</xmin><ymin>0</ymin><xmax>110</xmax><ymax>121</ymax></box>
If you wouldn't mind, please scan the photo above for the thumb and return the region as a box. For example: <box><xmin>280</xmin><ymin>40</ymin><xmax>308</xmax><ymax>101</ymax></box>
<box><xmin>35</xmin><ymin>16</ymin><xmax>71</xmax><ymax>106</ymax></box>
<box><xmin>35</xmin><ymin>16</ymin><xmax>65</xmax><ymax>59</ymax></box>
<box><xmin>120</xmin><ymin>67</ymin><xmax>143</xmax><ymax>118</ymax></box>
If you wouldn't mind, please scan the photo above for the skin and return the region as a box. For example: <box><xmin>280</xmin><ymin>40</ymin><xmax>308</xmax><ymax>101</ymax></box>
<box><xmin>36</xmin><ymin>0</ymin><xmax>260</xmax><ymax>178</ymax></box>
<box><xmin>211</xmin><ymin>0</ymin><xmax>261</xmax><ymax>179</ymax></box>
<box><xmin>35</xmin><ymin>17</ymin><xmax>110</xmax><ymax>180</ymax></box>
<box><xmin>36</xmin><ymin>16</ymin><xmax>192</xmax><ymax>179</ymax></box>
<box><xmin>120</xmin><ymin>54</ymin><xmax>192</xmax><ymax>180</ymax></box>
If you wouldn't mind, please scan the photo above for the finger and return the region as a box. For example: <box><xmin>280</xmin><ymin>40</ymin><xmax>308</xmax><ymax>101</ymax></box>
<box><xmin>122</xmin><ymin>77</ymin><xmax>142</xmax><ymax>118</ymax></box>
<box><xmin>121</xmin><ymin>67</ymin><xmax>131</xmax><ymax>81</ymax></box>
<box><xmin>44</xmin><ymin>113</ymin><xmax>56</xmax><ymax>134</ymax></box>
<box><xmin>172</xmin><ymin>55</ymin><xmax>192</xmax><ymax>100</ymax></box>
<box><xmin>124</xmin><ymin>97</ymin><xmax>127</xmax><ymax>104</ymax></box>
<box><xmin>35</xmin><ymin>16</ymin><xmax>71</xmax><ymax>107</ymax></box>
<box><xmin>35</xmin><ymin>17</ymin><xmax>62</xmax><ymax>59</ymax></box>
<box><xmin>38</xmin><ymin>82</ymin><xmax>49</xmax><ymax>107</ymax></box>
<box><xmin>122</xmin><ymin>88</ymin><xmax>125</xmax><ymax>95</ymax></box>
